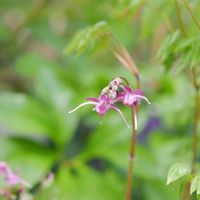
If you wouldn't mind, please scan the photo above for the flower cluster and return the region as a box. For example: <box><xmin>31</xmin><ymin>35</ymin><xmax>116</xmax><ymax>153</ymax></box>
<box><xmin>69</xmin><ymin>77</ymin><xmax>150</xmax><ymax>129</ymax></box>
<box><xmin>0</xmin><ymin>161</ymin><xmax>30</xmax><ymax>199</ymax></box>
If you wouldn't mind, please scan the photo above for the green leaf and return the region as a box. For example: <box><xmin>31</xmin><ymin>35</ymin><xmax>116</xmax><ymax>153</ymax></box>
<box><xmin>38</xmin><ymin>163</ymin><xmax>124</xmax><ymax>200</ymax></box>
<box><xmin>190</xmin><ymin>173</ymin><xmax>200</xmax><ymax>195</ymax></box>
<box><xmin>112</xmin><ymin>0</ymin><xmax>144</xmax><ymax>20</ymax></box>
<box><xmin>177</xmin><ymin>37</ymin><xmax>200</xmax><ymax>70</ymax></box>
<box><xmin>65</xmin><ymin>21</ymin><xmax>112</xmax><ymax>55</ymax></box>
<box><xmin>140</xmin><ymin>0</ymin><xmax>172</xmax><ymax>38</ymax></box>
<box><xmin>197</xmin><ymin>180</ymin><xmax>200</xmax><ymax>195</ymax></box>
<box><xmin>157</xmin><ymin>30</ymin><xmax>180</xmax><ymax>69</ymax></box>
<box><xmin>167</xmin><ymin>163</ymin><xmax>191</xmax><ymax>185</ymax></box>
<box><xmin>0</xmin><ymin>92</ymin><xmax>50</xmax><ymax>135</ymax></box>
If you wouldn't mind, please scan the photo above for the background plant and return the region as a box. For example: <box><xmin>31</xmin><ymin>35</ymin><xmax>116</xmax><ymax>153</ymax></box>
<box><xmin>0</xmin><ymin>0</ymin><xmax>199</xmax><ymax>199</ymax></box>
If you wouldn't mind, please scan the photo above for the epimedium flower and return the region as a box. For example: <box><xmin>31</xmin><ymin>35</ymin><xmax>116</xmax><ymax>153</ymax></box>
<box><xmin>68</xmin><ymin>77</ymin><xmax>150</xmax><ymax>129</ymax></box>
<box><xmin>68</xmin><ymin>93</ymin><xmax>130</xmax><ymax>128</ymax></box>
<box><xmin>119</xmin><ymin>86</ymin><xmax>150</xmax><ymax>106</ymax></box>
<box><xmin>116</xmin><ymin>85</ymin><xmax>151</xmax><ymax>130</ymax></box>
<box><xmin>0</xmin><ymin>161</ymin><xmax>30</xmax><ymax>188</ymax></box>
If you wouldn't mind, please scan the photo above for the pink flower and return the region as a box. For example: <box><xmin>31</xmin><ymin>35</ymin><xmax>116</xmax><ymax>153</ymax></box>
<box><xmin>68</xmin><ymin>93</ymin><xmax>130</xmax><ymax>128</ymax></box>
<box><xmin>116</xmin><ymin>86</ymin><xmax>151</xmax><ymax>130</ymax></box>
<box><xmin>0</xmin><ymin>162</ymin><xmax>30</xmax><ymax>188</ymax></box>
<box><xmin>68</xmin><ymin>77</ymin><xmax>150</xmax><ymax>130</ymax></box>
<box><xmin>0</xmin><ymin>162</ymin><xmax>9</xmax><ymax>175</ymax></box>
<box><xmin>118</xmin><ymin>86</ymin><xmax>150</xmax><ymax>107</ymax></box>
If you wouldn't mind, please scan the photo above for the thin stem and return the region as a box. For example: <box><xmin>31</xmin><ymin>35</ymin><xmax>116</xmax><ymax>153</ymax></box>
<box><xmin>109</xmin><ymin>37</ymin><xmax>141</xmax><ymax>200</ymax></box>
<box><xmin>125</xmin><ymin>108</ymin><xmax>137</xmax><ymax>200</ymax></box>
<box><xmin>148</xmin><ymin>2</ymin><xmax>174</xmax><ymax>34</ymax></box>
<box><xmin>112</xmin><ymin>42</ymin><xmax>141</xmax><ymax>88</ymax></box>
<box><xmin>174</xmin><ymin>0</ymin><xmax>186</xmax><ymax>36</ymax></box>
<box><xmin>182</xmin><ymin>0</ymin><xmax>200</xmax><ymax>31</ymax></box>
<box><xmin>12</xmin><ymin>0</ymin><xmax>49</xmax><ymax>37</ymax></box>
<box><xmin>191</xmin><ymin>68</ymin><xmax>199</xmax><ymax>173</ymax></box>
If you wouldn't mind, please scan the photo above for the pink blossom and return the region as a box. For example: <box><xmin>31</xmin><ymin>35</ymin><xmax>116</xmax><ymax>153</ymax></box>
<box><xmin>0</xmin><ymin>162</ymin><xmax>9</xmax><ymax>175</ymax></box>
<box><xmin>68</xmin><ymin>77</ymin><xmax>150</xmax><ymax>130</ymax></box>
<box><xmin>0</xmin><ymin>162</ymin><xmax>30</xmax><ymax>188</ymax></box>
<box><xmin>117</xmin><ymin>86</ymin><xmax>150</xmax><ymax>130</ymax></box>
<box><xmin>119</xmin><ymin>86</ymin><xmax>150</xmax><ymax>106</ymax></box>
<box><xmin>69</xmin><ymin>93</ymin><xmax>130</xmax><ymax>128</ymax></box>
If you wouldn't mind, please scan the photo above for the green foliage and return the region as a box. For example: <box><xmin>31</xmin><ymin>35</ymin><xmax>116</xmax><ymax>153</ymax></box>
<box><xmin>190</xmin><ymin>173</ymin><xmax>200</xmax><ymax>195</ymax></box>
<box><xmin>112</xmin><ymin>0</ymin><xmax>145</xmax><ymax>19</ymax></box>
<box><xmin>167</xmin><ymin>163</ymin><xmax>191</xmax><ymax>185</ymax></box>
<box><xmin>0</xmin><ymin>0</ymin><xmax>199</xmax><ymax>199</ymax></box>
<box><xmin>65</xmin><ymin>21</ymin><xmax>112</xmax><ymax>55</ymax></box>
<box><xmin>157</xmin><ymin>30</ymin><xmax>181</xmax><ymax>69</ymax></box>
<box><xmin>158</xmin><ymin>31</ymin><xmax>200</xmax><ymax>72</ymax></box>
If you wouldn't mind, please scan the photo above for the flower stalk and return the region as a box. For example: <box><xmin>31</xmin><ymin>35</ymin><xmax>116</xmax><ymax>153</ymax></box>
<box><xmin>125</xmin><ymin>107</ymin><xmax>137</xmax><ymax>200</ymax></box>
<box><xmin>191</xmin><ymin>68</ymin><xmax>199</xmax><ymax>173</ymax></box>
<box><xmin>112</xmin><ymin>42</ymin><xmax>141</xmax><ymax>200</ymax></box>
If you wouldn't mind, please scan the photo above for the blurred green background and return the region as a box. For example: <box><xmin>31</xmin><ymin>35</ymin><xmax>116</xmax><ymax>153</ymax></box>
<box><xmin>0</xmin><ymin>0</ymin><xmax>199</xmax><ymax>199</ymax></box>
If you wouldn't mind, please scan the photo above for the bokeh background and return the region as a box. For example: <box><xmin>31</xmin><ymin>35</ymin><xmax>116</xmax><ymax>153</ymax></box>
<box><xmin>0</xmin><ymin>0</ymin><xmax>199</xmax><ymax>199</ymax></box>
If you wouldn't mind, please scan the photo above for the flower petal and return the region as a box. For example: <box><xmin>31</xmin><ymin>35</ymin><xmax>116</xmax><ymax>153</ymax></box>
<box><xmin>113</xmin><ymin>93</ymin><xmax>125</xmax><ymax>103</ymax></box>
<box><xmin>68</xmin><ymin>102</ymin><xmax>98</xmax><ymax>114</ymax></box>
<box><xmin>132</xmin><ymin>89</ymin><xmax>144</xmax><ymax>96</ymax></box>
<box><xmin>86</xmin><ymin>97</ymin><xmax>99</xmax><ymax>102</ymax></box>
<box><xmin>121</xmin><ymin>86</ymin><xmax>133</xmax><ymax>93</ymax></box>
<box><xmin>0</xmin><ymin>162</ymin><xmax>10</xmax><ymax>176</ymax></box>
<box><xmin>132</xmin><ymin>105</ymin><xmax>137</xmax><ymax>130</ymax></box>
<box><xmin>134</xmin><ymin>95</ymin><xmax>151</xmax><ymax>104</ymax></box>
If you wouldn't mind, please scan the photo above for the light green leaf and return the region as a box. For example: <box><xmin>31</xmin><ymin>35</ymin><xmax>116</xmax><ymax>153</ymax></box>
<box><xmin>167</xmin><ymin>163</ymin><xmax>191</xmax><ymax>185</ymax></box>
<box><xmin>190</xmin><ymin>173</ymin><xmax>200</xmax><ymax>195</ymax></box>
<box><xmin>38</xmin><ymin>163</ymin><xmax>124</xmax><ymax>200</ymax></box>
<box><xmin>112</xmin><ymin>0</ymin><xmax>144</xmax><ymax>19</ymax></box>
<box><xmin>197</xmin><ymin>179</ymin><xmax>200</xmax><ymax>195</ymax></box>
<box><xmin>157</xmin><ymin>30</ymin><xmax>180</xmax><ymax>69</ymax></box>
<box><xmin>65</xmin><ymin>21</ymin><xmax>112</xmax><ymax>55</ymax></box>
<box><xmin>0</xmin><ymin>92</ymin><xmax>50</xmax><ymax>135</ymax></box>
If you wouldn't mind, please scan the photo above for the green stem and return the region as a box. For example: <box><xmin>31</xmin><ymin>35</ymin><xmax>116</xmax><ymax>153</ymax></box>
<box><xmin>191</xmin><ymin>68</ymin><xmax>200</xmax><ymax>173</ymax></box>
<box><xmin>125</xmin><ymin>108</ymin><xmax>137</xmax><ymax>200</ymax></box>
<box><xmin>13</xmin><ymin>0</ymin><xmax>49</xmax><ymax>37</ymax></box>
<box><xmin>182</xmin><ymin>0</ymin><xmax>200</xmax><ymax>31</ymax></box>
<box><xmin>174</xmin><ymin>0</ymin><xmax>186</xmax><ymax>36</ymax></box>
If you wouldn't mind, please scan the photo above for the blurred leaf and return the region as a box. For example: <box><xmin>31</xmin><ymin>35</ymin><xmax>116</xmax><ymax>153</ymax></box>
<box><xmin>0</xmin><ymin>67</ymin><xmax>73</xmax><ymax>145</ymax></box>
<box><xmin>158</xmin><ymin>32</ymin><xmax>200</xmax><ymax>71</ymax></box>
<box><xmin>14</xmin><ymin>53</ymin><xmax>58</xmax><ymax>77</ymax></box>
<box><xmin>157</xmin><ymin>30</ymin><xmax>180</xmax><ymax>69</ymax></box>
<box><xmin>140</xmin><ymin>0</ymin><xmax>172</xmax><ymax>38</ymax></box>
<box><xmin>0</xmin><ymin>137</ymin><xmax>55</xmax><ymax>184</ymax></box>
<box><xmin>167</xmin><ymin>163</ymin><xmax>191</xmax><ymax>185</ymax></box>
<box><xmin>65</xmin><ymin>21</ymin><xmax>112</xmax><ymax>55</ymax></box>
<box><xmin>178</xmin><ymin>38</ymin><xmax>200</xmax><ymax>69</ymax></box>
<box><xmin>0</xmin><ymin>92</ymin><xmax>50</xmax><ymax>135</ymax></box>
<box><xmin>190</xmin><ymin>173</ymin><xmax>200</xmax><ymax>195</ymax></box>
<box><xmin>112</xmin><ymin>0</ymin><xmax>144</xmax><ymax>19</ymax></box>
<box><xmin>38</xmin><ymin>163</ymin><xmax>124</xmax><ymax>200</ymax></box>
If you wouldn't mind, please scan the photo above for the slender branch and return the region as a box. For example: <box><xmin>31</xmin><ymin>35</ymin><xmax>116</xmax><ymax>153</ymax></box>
<box><xmin>125</xmin><ymin>108</ymin><xmax>137</xmax><ymax>200</ymax></box>
<box><xmin>112</xmin><ymin>42</ymin><xmax>141</xmax><ymax>88</ymax></box>
<box><xmin>191</xmin><ymin>68</ymin><xmax>199</xmax><ymax>173</ymax></box>
<box><xmin>182</xmin><ymin>181</ymin><xmax>191</xmax><ymax>200</ymax></box>
<box><xmin>174</xmin><ymin>0</ymin><xmax>186</xmax><ymax>36</ymax></box>
<box><xmin>12</xmin><ymin>0</ymin><xmax>49</xmax><ymax>37</ymax></box>
<box><xmin>182</xmin><ymin>0</ymin><xmax>200</xmax><ymax>31</ymax></box>
<box><xmin>148</xmin><ymin>2</ymin><xmax>174</xmax><ymax>34</ymax></box>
